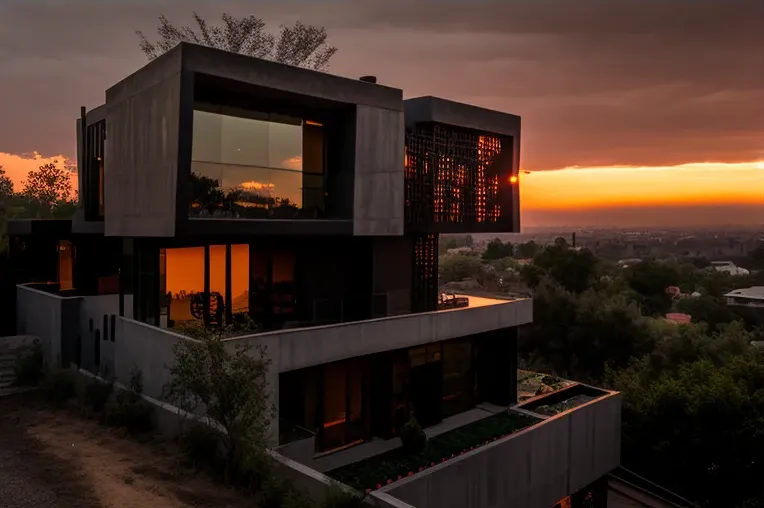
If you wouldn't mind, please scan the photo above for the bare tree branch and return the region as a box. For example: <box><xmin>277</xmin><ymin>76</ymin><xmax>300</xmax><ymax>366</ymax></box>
<box><xmin>137</xmin><ymin>13</ymin><xmax>336</xmax><ymax>70</ymax></box>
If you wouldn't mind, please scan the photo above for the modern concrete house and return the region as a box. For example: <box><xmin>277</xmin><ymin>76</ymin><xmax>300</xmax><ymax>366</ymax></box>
<box><xmin>9</xmin><ymin>43</ymin><xmax>620</xmax><ymax>508</ymax></box>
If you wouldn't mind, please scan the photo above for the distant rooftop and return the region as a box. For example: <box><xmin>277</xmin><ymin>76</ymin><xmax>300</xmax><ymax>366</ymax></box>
<box><xmin>725</xmin><ymin>286</ymin><xmax>764</xmax><ymax>300</ymax></box>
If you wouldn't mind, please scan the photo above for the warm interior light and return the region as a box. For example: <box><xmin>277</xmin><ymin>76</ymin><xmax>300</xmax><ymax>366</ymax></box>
<box><xmin>305</xmin><ymin>120</ymin><xmax>323</xmax><ymax>127</ymax></box>
<box><xmin>509</xmin><ymin>175</ymin><xmax>518</xmax><ymax>184</ymax></box>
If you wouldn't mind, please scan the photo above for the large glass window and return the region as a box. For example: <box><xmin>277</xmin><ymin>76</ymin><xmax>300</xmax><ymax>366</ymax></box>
<box><xmin>161</xmin><ymin>247</ymin><xmax>205</xmax><ymax>328</ymax></box>
<box><xmin>442</xmin><ymin>339</ymin><xmax>475</xmax><ymax>417</ymax></box>
<box><xmin>190</xmin><ymin>104</ymin><xmax>325</xmax><ymax>219</ymax></box>
<box><xmin>160</xmin><ymin>244</ymin><xmax>251</xmax><ymax>329</ymax></box>
<box><xmin>319</xmin><ymin>358</ymin><xmax>371</xmax><ymax>452</ymax></box>
<box><xmin>230</xmin><ymin>244</ymin><xmax>250</xmax><ymax>315</ymax></box>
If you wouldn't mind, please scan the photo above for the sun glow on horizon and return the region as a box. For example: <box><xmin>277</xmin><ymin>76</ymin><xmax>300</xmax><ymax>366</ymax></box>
<box><xmin>520</xmin><ymin>160</ymin><xmax>764</xmax><ymax>211</ymax></box>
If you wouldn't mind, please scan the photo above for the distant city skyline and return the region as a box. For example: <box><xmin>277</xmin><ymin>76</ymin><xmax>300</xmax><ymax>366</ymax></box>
<box><xmin>1</xmin><ymin>0</ymin><xmax>762</xmax><ymax>228</ymax></box>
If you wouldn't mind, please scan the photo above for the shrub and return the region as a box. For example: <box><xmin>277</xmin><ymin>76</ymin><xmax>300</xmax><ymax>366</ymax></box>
<box><xmin>13</xmin><ymin>340</ymin><xmax>44</xmax><ymax>386</ymax></box>
<box><xmin>320</xmin><ymin>485</ymin><xmax>367</xmax><ymax>508</ymax></box>
<box><xmin>164</xmin><ymin>331</ymin><xmax>274</xmax><ymax>484</ymax></box>
<box><xmin>83</xmin><ymin>378</ymin><xmax>114</xmax><ymax>413</ymax></box>
<box><xmin>102</xmin><ymin>369</ymin><xmax>153</xmax><ymax>434</ymax></box>
<box><xmin>259</xmin><ymin>473</ymin><xmax>312</xmax><ymax>508</ymax></box>
<box><xmin>179</xmin><ymin>424</ymin><xmax>224</xmax><ymax>471</ymax></box>
<box><xmin>42</xmin><ymin>368</ymin><xmax>77</xmax><ymax>406</ymax></box>
<box><xmin>400</xmin><ymin>416</ymin><xmax>427</xmax><ymax>455</ymax></box>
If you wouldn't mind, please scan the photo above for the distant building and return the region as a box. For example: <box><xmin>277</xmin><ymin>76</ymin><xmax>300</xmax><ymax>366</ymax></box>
<box><xmin>724</xmin><ymin>287</ymin><xmax>764</xmax><ymax>326</ymax></box>
<box><xmin>724</xmin><ymin>287</ymin><xmax>764</xmax><ymax>308</ymax></box>
<box><xmin>711</xmin><ymin>261</ymin><xmax>749</xmax><ymax>276</ymax></box>
<box><xmin>665</xmin><ymin>313</ymin><xmax>692</xmax><ymax>325</ymax></box>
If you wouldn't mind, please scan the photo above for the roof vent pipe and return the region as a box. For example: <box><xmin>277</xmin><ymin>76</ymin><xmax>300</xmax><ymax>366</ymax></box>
<box><xmin>359</xmin><ymin>75</ymin><xmax>377</xmax><ymax>84</ymax></box>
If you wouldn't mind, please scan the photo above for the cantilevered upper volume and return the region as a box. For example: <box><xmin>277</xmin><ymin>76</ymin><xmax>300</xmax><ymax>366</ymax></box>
<box><xmin>73</xmin><ymin>42</ymin><xmax>522</xmax><ymax>239</ymax></box>
<box><xmin>102</xmin><ymin>42</ymin><xmax>405</xmax><ymax>238</ymax></box>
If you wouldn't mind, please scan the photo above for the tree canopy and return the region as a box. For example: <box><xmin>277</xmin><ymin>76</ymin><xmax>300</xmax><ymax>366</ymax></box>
<box><xmin>482</xmin><ymin>238</ymin><xmax>513</xmax><ymax>260</ymax></box>
<box><xmin>511</xmin><ymin>242</ymin><xmax>764</xmax><ymax>507</ymax></box>
<box><xmin>0</xmin><ymin>166</ymin><xmax>13</xmax><ymax>198</ymax></box>
<box><xmin>137</xmin><ymin>13</ymin><xmax>337</xmax><ymax>70</ymax></box>
<box><xmin>0</xmin><ymin>162</ymin><xmax>77</xmax><ymax>252</ymax></box>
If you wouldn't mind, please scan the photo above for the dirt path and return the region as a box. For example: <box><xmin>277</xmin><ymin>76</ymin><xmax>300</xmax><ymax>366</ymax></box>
<box><xmin>0</xmin><ymin>394</ymin><xmax>254</xmax><ymax>508</ymax></box>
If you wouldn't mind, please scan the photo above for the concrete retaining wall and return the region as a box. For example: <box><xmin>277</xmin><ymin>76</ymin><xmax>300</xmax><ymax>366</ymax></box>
<box><xmin>16</xmin><ymin>285</ymin><xmax>80</xmax><ymax>365</ymax></box>
<box><xmin>113</xmin><ymin>317</ymin><xmax>194</xmax><ymax>399</ymax></box>
<box><xmin>384</xmin><ymin>393</ymin><xmax>622</xmax><ymax>508</ymax></box>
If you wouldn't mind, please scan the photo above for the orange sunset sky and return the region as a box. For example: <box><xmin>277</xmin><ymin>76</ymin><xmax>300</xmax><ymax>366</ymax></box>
<box><xmin>3</xmin><ymin>152</ymin><xmax>761</xmax><ymax>229</ymax></box>
<box><xmin>1</xmin><ymin>0</ymin><xmax>762</xmax><ymax>229</ymax></box>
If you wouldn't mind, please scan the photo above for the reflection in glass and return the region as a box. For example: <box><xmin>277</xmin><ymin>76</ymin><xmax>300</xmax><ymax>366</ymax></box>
<box><xmin>161</xmin><ymin>247</ymin><xmax>204</xmax><ymax>327</ymax></box>
<box><xmin>230</xmin><ymin>244</ymin><xmax>249</xmax><ymax>315</ymax></box>
<box><xmin>322</xmin><ymin>362</ymin><xmax>347</xmax><ymax>450</ymax></box>
<box><xmin>190</xmin><ymin>106</ymin><xmax>326</xmax><ymax>219</ymax></box>
<box><xmin>58</xmin><ymin>240</ymin><xmax>74</xmax><ymax>291</ymax></box>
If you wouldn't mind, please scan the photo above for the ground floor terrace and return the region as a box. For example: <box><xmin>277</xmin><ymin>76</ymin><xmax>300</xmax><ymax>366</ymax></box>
<box><xmin>277</xmin><ymin>331</ymin><xmax>523</xmax><ymax>455</ymax></box>
<box><xmin>276</xmin><ymin>359</ymin><xmax>619</xmax><ymax>508</ymax></box>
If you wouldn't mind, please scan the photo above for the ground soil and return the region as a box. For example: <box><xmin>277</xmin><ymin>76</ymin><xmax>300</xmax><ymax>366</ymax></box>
<box><xmin>0</xmin><ymin>393</ymin><xmax>255</xmax><ymax>508</ymax></box>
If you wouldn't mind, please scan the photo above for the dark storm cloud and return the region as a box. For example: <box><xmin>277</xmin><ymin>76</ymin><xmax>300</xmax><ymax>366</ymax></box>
<box><xmin>0</xmin><ymin>0</ymin><xmax>762</xmax><ymax>170</ymax></box>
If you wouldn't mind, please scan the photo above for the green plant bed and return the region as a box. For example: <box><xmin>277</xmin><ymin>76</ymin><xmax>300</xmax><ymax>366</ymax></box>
<box><xmin>328</xmin><ymin>411</ymin><xmax>539</xmax><ymax>492</ymax></box>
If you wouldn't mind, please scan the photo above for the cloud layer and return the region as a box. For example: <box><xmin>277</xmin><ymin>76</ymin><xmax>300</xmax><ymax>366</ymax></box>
<box><xmin>1</xmin><ymin>0</ymin><xmax>762</xmax><ymax>170</ymax></box>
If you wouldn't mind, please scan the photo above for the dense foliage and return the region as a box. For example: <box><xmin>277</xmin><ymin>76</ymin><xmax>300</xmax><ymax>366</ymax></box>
<box><xmin>515</xmin><ymin>245</ymin><xmax>764</xmax><ymax>507</ymax></box>
<box><xmin>0</xmin><ymin>161</ymin><xmax>77</xmax><ymax>253</ymax></box>
<box><xmin>439</xmin><ymin>236</ymin><xmax>764</xmax><ymax>507</ymax></box>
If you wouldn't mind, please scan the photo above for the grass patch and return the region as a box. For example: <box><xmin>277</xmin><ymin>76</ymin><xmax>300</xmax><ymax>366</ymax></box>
<box><xmin>328</xmin><ymin>411</ymin><xmax>539</xmax><ymax>491</ymax></box>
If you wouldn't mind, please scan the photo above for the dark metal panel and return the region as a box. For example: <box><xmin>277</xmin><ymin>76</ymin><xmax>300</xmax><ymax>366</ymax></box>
<box><xmin>185</xmin><ymin>218</ymin><xmax>354</xmax><ymax>236</ymax></box>
<box><xmin>411</xmin><ymin>233</ymin><xmax>438</xmax><ymax>312</ymax></box>
<box><xmin>404</xmin><ymin>124</ymin><xmax>519</xmax><ymax>234</ymax></box>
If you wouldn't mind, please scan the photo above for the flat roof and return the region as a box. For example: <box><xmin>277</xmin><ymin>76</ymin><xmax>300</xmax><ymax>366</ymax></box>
<box><xmin>725</xmin><ymin>286</ymin><xmax>764</xmax><ymax>300</ymax></box>
<box><xmin>404</xmin><ymin>95</ymin><xmax>521</xmax><ymax>137</ymax></box>
<box><xmin>106</xmin><ymin>42</ymin><xmax>403</xmax><ymax>112</ymax></box>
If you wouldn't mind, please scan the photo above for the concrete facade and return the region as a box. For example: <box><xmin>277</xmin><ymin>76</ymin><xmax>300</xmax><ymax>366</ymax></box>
<box><xmin>113</xmin><ymin>317</ymin><xmax>192</xmax><ymax>399</ymax></box>
<box><xmin>104</xmin><ymin>48</ymin><xmax>183</xmax><ymax>237</ymax></box>
<box><xmin>353</xmin><ymin>105</ymin><xmax>405</xmax><ymax>236</ymax></box>
<box><xmin>384</xmin><ymin>393</ymin><xmax>622</xmax><ymax>508</ymax></box>
<box><xmin>225</xmin><ymin>297</ymin><xmax>532</xmax><ymax>374</ymax></box>
<box><xmin>99</xmin><ymin>43</ymin><xmax>407</xmax><ymax>238</ymax></box>
<box><xmin>16</xmin><ymin>285</ymin><xmax>79</xmax><ymax>365</ymax></box>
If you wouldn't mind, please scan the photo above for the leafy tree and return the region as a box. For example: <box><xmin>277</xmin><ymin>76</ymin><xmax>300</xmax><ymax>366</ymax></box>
<box><xmin>518</xmin><ymin>278</ymin><xmax>580</xmax><ymax>376</ymax></box>
<box><xmin>623</xmin><ymin>260</ymin><xmax>680</xmax><ymax>316</ymax></box>
<box><xmin>532</xmin><ymin>244</ymin><xmax>599</xmax><ymax>294</ymax></box>
<box><xmin>439</xmin><ymin>235</ymin><xmax>474</xmax><ymax>255</ymax></box>
<box><xmin>676</xmin><ymin>295</ymin><xmax>745</xmax><ymax>333</ymax></box>
<box><xmin>609</xmin><ymin>327</ymin><xmax>764</xmax><ymax>508</ymax></box>
<box><xmin>0</xmin><ymin>165</ymin><xmax>13</xmax><ymax>198</ymax></box>
<box><xmin>482</xmin><ymin>238</ymin><xmax>513</xmax><ymax>261</ymax></box>
<box><xmin>21</xmin><ymin>162</ymin><xmax>76</xmax><ymax>217</ymax></box>
<box><xmin>439</xmin><ymin>253</ymin><xmax>483</xmax><ymax>285</ymax></box>
<box><xmin>520</xmin><ymin>278</ymin><xmax>654</xmax><ymax>380</ymax></box>
<box><xmin>553</xmin><ymin>236</ymin><xmax>569</xmax><ymax>248</ymax></box>
<box><xmin>137</xmin><ymin>13</ymin><xmax>337</xmax><ymax>71</ymax></box>
<box><xmin>514</xmin><ymin>240</ymin><xmax>540</xmax><ymax>259</ymax></box>
<box><xmin>164</xmin><ymin>330</ymin><xmax>274</xmax><ymax>483</ymax></box>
